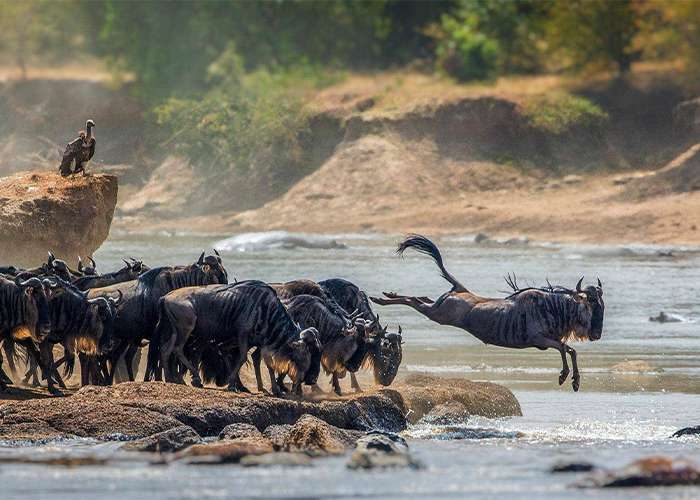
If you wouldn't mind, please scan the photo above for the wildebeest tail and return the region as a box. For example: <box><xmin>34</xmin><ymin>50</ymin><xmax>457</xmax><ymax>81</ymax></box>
<box><xmin>63</xmin><ymin>351</ymin><xmax>76</xmax><ymax>379</ymax></box>
<box><xmin>397</xmin><ymin>234</ymin><xmax>468</xmax><ymax>292</ymax></box>
<box><xmin>146</xmin><ymin>298</ymin><xmax>167</xmax><ymax>381</ymax></box>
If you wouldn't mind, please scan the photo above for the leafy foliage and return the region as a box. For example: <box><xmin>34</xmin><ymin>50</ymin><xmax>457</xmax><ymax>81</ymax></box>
<box><xmin>522</xmin><ymin>93</ymin><xmax>608</xmax><ymax>135</ymax></box>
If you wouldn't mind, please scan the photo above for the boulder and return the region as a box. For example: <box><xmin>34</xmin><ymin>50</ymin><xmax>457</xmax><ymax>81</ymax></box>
<box><xmin>263</xmin><ymin>424</ymin><xmax>293</xmax><ymax>450</ymax></box>
<box><xmin>399</xmin><ymin>373</ymin><xmax>522</xmax><ymax>423</ymax></box>
<box><xmin>122</xmin><ymin>425</ymin><xmax>201</xmax><ymax>453</ymax></box>
<box><xmin>240</xmin><ymin>452</ymin><xmax>312</xmax><ymax>467</ymax></box>
<box><xmin>0</xmin><ymin>172</ymin><xmax>117</xmax><ymax>266</ymax></box>
<box><xmin>576</xmin><ymin>456</ymin><xmax>700</xmax><ymax>488</ymax></box>
<box><xmin>347</xmin><ymin>431</ymin><xmax>423</xmax><ymax>470</ymax></box>
<box><xmin>551</xmin><ymin>461</ymin><xmax>597</xmax><ymax>473</ymax></box>
<box><xmin>219</xmin><ymin>422</ymin><xmax>263</xmax><ymax>441</ymax></box>
<box><xmin>282</xmin><ymin>414</ymin><xmax>362</xmax><ymax>456</ymax></box>
<box><xmin>174</xmin><ymin>437</ymin><xmax>274</xmax><ymax>464</ymax></box>
<box><xmin>422</xmin><ymin>401</ymin><xmax>470</xmax><ymax>425</ymax></box>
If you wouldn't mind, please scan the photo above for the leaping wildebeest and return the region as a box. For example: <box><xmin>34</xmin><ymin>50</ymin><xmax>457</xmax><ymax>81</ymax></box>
<box><xmin>370</xmin><ymin>235</ymin><xmax>605</xmax><ymax>391</ymax></box>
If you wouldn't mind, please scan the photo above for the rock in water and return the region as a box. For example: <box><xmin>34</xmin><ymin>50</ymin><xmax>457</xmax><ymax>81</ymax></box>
<box><xmin>671</xmin><ymin>426</ymin><xmax>700</xmax><ymax>438</ymax></box>
<box><xmin>0</xmin><ymin>172</ymin><xmax>117</xmax><ymax>266</ymax></box>
<box><xmin>422</xmin><ymin>401</ymin><xmax>470</xmax><ymax>425</ymax></box>
<box><xmin>240</xmin><ymin>452</ymin><xmax>312</xmax><ymax>467</ymax></box>
<box><xmin>174</xmin><ymin>437</ymin><xmax>274</xmax><ymax>464</ymax></box>
<box><xmin>282</xmin><ymin>414</ymin><xmax>362</xmax><ymax>456</ymax></box>
<box><xmin>219</xmin><ymin>423</ymin><xmax>264</xmax><ymax>441</ymax></box>
<box><xmin>122</xmin><ymin>425</ymin><xmax>201</xmax><ymax>453</ymax></box>
<box><xmin>347</xmin><ymin>431</ymin><xmax>423</xmax><ymax>470</ymax></box>
<box><xmin>649</xmin><ymin>311</ymin><xmax>683</xmax><ymax>323</ymax></box>
<box><xmin>576</xmin><ymin>456</ymin><xmax>700</xmax><ymax>488</ymax></box>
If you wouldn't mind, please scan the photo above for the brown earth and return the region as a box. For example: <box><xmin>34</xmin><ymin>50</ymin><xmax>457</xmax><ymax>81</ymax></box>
<box><xmin>0</xmin><ymin>171</ymin><xmax>117</xmax><ymax>266</ymax></box>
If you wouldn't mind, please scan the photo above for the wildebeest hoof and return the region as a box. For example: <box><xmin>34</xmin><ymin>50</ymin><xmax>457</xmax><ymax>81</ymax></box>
<box><xmin>191</xmin><ymin>379</ymin><xmax>203</xmax><ymax>389</ymax></box>
<box><xmin>48</xmin><ymin>387</ymin><xmax>64</xmax><ymax>397</ymax></box>
<box><xmin>572</xmin><ymin>375</ymin><xmax>580</xmax><ymax>392</ymax></box>
<box><xmin>558</xmin><ymin>370</ymin><xmax>569</xmax><ymax>385</ymax></box>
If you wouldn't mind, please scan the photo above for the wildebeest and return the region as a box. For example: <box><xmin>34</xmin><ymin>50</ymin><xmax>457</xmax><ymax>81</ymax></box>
<box><xmin>319</xmin><ymin>278</ymin><xmax>403</xmax><ymax>391</ymax></box>
<box><xmin>370</xmin><ymin>235</ymin><xmax>605</xmax><ymax>392</ymax></box>
<box><xmin>37</xmin><ymin>279</ymin><xmax>121</xmax><ymax>393</ymax></box>
<box><xmin>155</xmin><ymin>280</ymin><xmax>320</xmax><ymax>394</ymax></box>
<box><xmin>92</xmin><ymin>252</ymin><xmax>228</xmax><ymax>383</ymax></box>
<box><xmin>73</xmin><ymin>258</ymin><xmax>148</xmax><ymax>291</ymax></box>
<box><xmin>77</xmin><ymin>256</ymin><xmax>98</xmax><ymax>276</ymax></box>
<box><xmin>0</xmin><ymin>277</ymin><xmax>53</xmax><ymax>392</ymax></box>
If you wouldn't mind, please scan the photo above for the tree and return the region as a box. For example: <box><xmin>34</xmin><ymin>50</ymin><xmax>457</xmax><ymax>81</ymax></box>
<box><xmin>546</xmin><ymin>0</ymin><xmax>640</xmax><ymax>74</ymax></box>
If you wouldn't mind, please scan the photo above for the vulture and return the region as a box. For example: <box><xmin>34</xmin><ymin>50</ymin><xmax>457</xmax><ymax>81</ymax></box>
<box><xmin>59</xmin><ymin>119</ymin><xmax>96</xmax><ymax>176</ymax></box>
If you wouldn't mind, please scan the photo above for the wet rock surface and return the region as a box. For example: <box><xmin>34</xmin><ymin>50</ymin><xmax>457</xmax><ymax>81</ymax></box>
<box><xmin>576</xmin><ymin>457</ymin><xmax>700</xmax><ymax>488</ymax></box>
<box><xmin>122</xmin><ymin>425</ymin><xmax>201</xmax><ymax>453</ymax></box>
<box><xmin>219</xmin><ymin>422</ymin><xmax>264</xmax><ymax>441</ymax></box>
<box><xmin>240</xmin><ymin>452</ymin><xmax>312</xmax><ymax>467</ymax></box>
<box><xmin>399</xmin><ymin>373</ymin><xmax>522</xmax><ymax>423</ymax></box>
<box><xmin>0</xmin><ymin>172</ymin><xmax>117</xmax><ymax>266</ymax></box>
<box><xmin>281</xmin><ymin>414</ymin><xmax>363</xmax><ymax>456</ymax></box>
<box><xmin>422</xmin><ymin>401</ymin><xmax>470</xmax><ymax>425</ymax></box>
<box><xmin>551</xmin><ymin>461</ymin><xmax>597</xmax><ymax>473</ymax></box>
<box><xmin>347</xmin><ymin>431</ymin><xmax>423</xmax><ymax>470</ymax></box>
<box><xmin>174</xmin><ymin>437</ymin><xmax>274</xmax><ymax>464</ymax></box>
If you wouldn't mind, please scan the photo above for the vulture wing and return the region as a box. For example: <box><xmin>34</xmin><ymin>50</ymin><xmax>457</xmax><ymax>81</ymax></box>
<box><xmin>58</xmin><ymin>137</ymin><xmax>82</xmax><ymax>176</ymax></box>
<box><xmin>87</xmin><ymin>137</ymin><xmax>96</xmax><ymax>161</ymax></box>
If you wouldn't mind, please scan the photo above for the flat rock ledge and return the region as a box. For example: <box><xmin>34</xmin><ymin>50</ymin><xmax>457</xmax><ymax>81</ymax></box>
<box><xmin>0</xmin><ymin>171</ymin><xmax>117</xmax><ymax>266</ymax></box>
<box><xmin>0</xmin><ymin>375</ymin><xmax>521</xmax><ymax>444</ymax></box>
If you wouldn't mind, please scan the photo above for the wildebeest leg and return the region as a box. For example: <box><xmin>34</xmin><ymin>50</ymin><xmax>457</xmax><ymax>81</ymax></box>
<box><xmin>532</xmin><ymin>336</ymin><xmax>569</xmax><ymax>386</ymax></box>
<box><xmin>40</xmin><ymin>341</ymin><xmax>66</xmax><ymax>393</ymax></box>
<box><xmin>21</xmin><ymin>340</ymin><xmax>62</xmax><ymax>396</ymax></box>
<box><xmin>350</xmin><ymin>372</ymin><xmax>362</xmax><ymax>392</ymax></box>
<box><xmin>23</xmin><ymin>356</ymin><xmax>41</xmax><ymax>387</ymax></box>
<box><xmin>565</xmin><ymin>345</ymin><xmax>580</xmax><ymax>392</ymax></box>
<box><xmin>276</xmin><ymin>374</ymin><xmax>288</xmax><ymax>393</ymax></box>
<box><xmin>250</xmin><ymin>347</ymin><xmax>265</xmax><ymax>393</ymax></box>
<box><xmin>80</xmin><ymin>353</ymin><xmax>90</xmax><ymax>386</ymax></box>
<box><xmin>371</xmin><ymin>292</ymin><xmax>441</xmax><ymax>320</ymax></box>
<box><xmin>226</xmin><ymin>340</ymin><xmax>250</xmax><ymax>393</ymax></box>
<box><xmin>123</xmin><ymin>344</ymin><xmax>139</xmax><ymax>382</ymax></box>
<box><xmin>106</xmin><ymin>340</ymin><xmax>128</xmax><ymax>384</ymax></box>
<box><xmin>268</xmin><ymin>366</ymin><xmax>282</xmax><ymax>397</ymax></box>
<box><xmin>331</xmin><ymin>372</ymin><xmax>342</xmax><ymax>396</ymax></box>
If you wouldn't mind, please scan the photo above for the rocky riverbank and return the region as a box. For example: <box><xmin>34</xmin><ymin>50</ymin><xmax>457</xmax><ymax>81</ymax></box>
<box><xmin>0</xmin><ymin>375</ymin><xmax>521</xmax><ymax>448</ymax></box>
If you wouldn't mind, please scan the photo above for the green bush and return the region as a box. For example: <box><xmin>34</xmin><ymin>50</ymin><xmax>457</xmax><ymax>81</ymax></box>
<box><xmin>521</xmin><ymin>92</ymin><xmax>608</xmax><ymax>134</ymax></box>
<box><xmin>435</xmin><ymin>16</ymin><xmax>500</xmax><ymax>81</ymax></box>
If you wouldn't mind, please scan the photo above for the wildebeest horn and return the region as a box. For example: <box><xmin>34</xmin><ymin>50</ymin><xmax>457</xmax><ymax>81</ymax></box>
<box><xmin>397</xmin><ymin>325</ymin><xmax>402</xmax><ymax>335</ymax></box>
<box><xmin>576</xmin><ymin>276</ymin><xmax>584</xmax><ymax>293</ymax></box>
<box><xmin>597</xmin><ymin>277</ymin><xmax>602</xmax><ymax>287</ymax></box>
<box><xmin>41</xmin><ymin>278</ymin><xmax>58</xmax><ymax>289</ymax></box>
<box><xmin>197</xmin><ymin>252</ymin><xmax>205</xmax><ymax>265</ymax></box>
<box><xmin>123</xmin><ymin>259</ymin><xmax>132</xmax><ymax>269</ymax></box>
<box><xmin>78</xmin><ymin>256</ymin><xmax>84</xmax><ymax>272</ymax></box>
<box><xmin>89</xmin><ymin>256</ymin><xmax>96</xmax><ymax>268</ymax></box>
<box><xmin>16</xmin><ymin>277</ymin><xmax>42</xmax><ymax>288</ymax></box>
<box><xmin>214</xmin><ymin>249</ymin><xmax>221</xmax><ymax>257</ymax></box>
<box><xmin>48</xmin><ymin>251</ymin><xmax>55</xmax><ymax>264</ymax></box>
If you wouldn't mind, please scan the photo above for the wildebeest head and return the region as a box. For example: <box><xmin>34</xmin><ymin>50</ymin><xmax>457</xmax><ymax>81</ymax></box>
<box><xmin>97</xmin><ymin>290</ymin><xmax>123</xmax><ymax>353</ymax></box>
<box><xmin>14</xmin><ymin>277</ymin><xmax>52</xmax><ymax>342</ymax></box>
<box><xmin>47</xmin><ymin>251</ymin><xmax>72</xmax><ymax>281</ymax></box>
<box><xmin>574</xmin><ymin>277</ymin><xmax>605</xmax><ymax>341</ymax></box>
<box><xmin>196</xmin><ymin>250</ymin><xmax>228</xmax><ymax>283</ymax></box>
<box><xmin>84</xmin><ymin>296</ymin><xmax>117</xmax><ymax>355</ymax></box>
<box><xmin>364</xmin><ymin>322</ymin><xmax>403</xmax><ymax>386</ymax></box>
<box><xmin>78</xmin><ymin>256</ymin><xmax>98</xmax><ymax>276</ymax></box>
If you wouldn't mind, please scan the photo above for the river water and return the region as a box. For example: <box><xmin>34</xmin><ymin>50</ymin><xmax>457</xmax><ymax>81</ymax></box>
<box><xmin>2</xmin><ymin>232</ymin><xmax>700</xmax><ymax>498</ymax></box>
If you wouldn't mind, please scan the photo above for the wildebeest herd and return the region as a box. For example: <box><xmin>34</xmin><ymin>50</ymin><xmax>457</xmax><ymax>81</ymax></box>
<box><xmin>0</xmin><ymin>234</ymin><xmax>605</xmax><ymax>397</ymax></box>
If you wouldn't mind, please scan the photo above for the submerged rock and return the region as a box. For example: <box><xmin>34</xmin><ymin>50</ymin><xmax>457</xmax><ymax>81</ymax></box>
<box><xmin>174</xmin><ymin>437</ymin><xmax>274</xmax><ymax>464</ymax></box>
<box><xmin>263</xmin><ymin>424</ymin><xmax>293</xmax><ymax>450</ymax></box>
<box><xmin>0</xmin><ymin>172</ymin><xmax>117</xmax><ymax>266</ymax></box>
<box><xmin>610</xmin><ymin>360</ymin><xmax>663</xmax><ymax>373</ymax></box>
<box><xmin>240</xmin><ymin>452</ymin><xmax>312</xmax><ymax>467</ymax></box>
<box><xmin>671</xmin><ymin>426</ymin><xmax>700</xmax><ymax>438</ymax></box>
<box><xmin>649</xmin><ymin>311</ymin><xmax>683</xmax><ymax>323</ymax></box>
<box><xmin>577</xmin><ymin>456</ymin><xmax>700</xmax><ymax>488</ymax></box>
<box><xmin>122</xmin><ymin>425</ymin><xmax>201</xmax><ymax>453</ymax></box>
<box><xmin>551</xmin><ymin>461</ymin><xmax>597</xmax><ymax>473</ymax></box>
<box><xmin>422</xmin><ymin>401</ymin><xmax>470</xmax><ymax>425</ymax></box>
<box><xmin>347</xmin><ymin>431</ymin><xmax>423</xmax><ymax>470</ymax></box>
<box><xmin>282</xmin><ymin>414</ymin><xmax>362</xmax><ymax>456</ymax></box>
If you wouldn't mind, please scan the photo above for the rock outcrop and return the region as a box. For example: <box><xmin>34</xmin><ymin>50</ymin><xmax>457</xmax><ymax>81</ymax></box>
<box><xmin>0</xmin><ymin>171</ymin><xmax>117</xmax><ymax>266</ymax></box>
<box><xmin>398</xmin><ymin>373</ymin><xmax>522</xmax><ymax>423</ymax></box>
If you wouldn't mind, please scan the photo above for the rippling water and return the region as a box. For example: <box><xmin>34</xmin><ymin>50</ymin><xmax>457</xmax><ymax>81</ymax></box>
<box><xmin>2</xmin><ymin>232</ymin><xmax>700</xmax><ymax>498</ymax></box>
